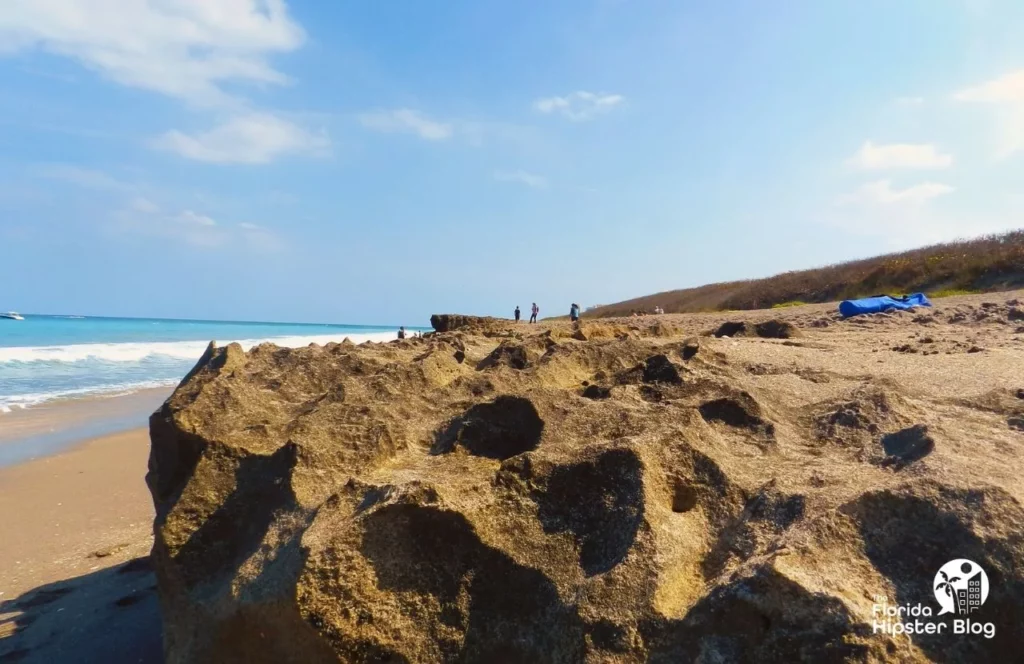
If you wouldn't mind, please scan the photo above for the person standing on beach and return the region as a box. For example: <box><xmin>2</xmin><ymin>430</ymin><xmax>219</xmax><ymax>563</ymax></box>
<box><xmin>514</xmin><ymin>306</ymin><xmax>521</xmax><ymax>322</ymax></box>
<box><xmin>569</xmin><ymin>303</ymin><xmax>580</xmax><ymax>322</ymax></box>
<box><xmin>397</xmin><ymin>326</ymin><xmax>406</xmax><ymax>339</ymax></box>
<box><xmin>530</xmin><ymin>303</ymin><xmax>539</xmax><ymax>324</ymax></box>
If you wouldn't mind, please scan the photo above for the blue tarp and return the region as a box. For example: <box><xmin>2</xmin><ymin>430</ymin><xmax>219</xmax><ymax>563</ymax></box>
<box><xmin>839</xmin><ymin>293</ymin><xmax>932</xmax><ymax>317</ymax></box>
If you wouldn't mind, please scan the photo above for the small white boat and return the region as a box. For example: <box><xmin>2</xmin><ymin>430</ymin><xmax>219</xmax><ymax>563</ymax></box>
<box><xmin>1</xmin><ymin>311</ymin><xmax>24</xmax><ymax>320</ymax></box>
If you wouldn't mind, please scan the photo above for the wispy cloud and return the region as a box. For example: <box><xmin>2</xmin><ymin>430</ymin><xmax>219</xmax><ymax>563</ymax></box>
<box><xmin>954</xmin><ymin>70</ymin><xmax>1024</xmax><ymax>103</ymax></box>
<box><xmin>825</xmin><ymin>181</ymin><xmax>1007</xmax><ymax>247</ymax></box>
<box><xmin>839</xmin><ymin>180</ymin><xmax>955</xmax><ymax>206</ymax></box>
<box><xmin>895</xmin><ymin>96</ymin><xmax>925</xmax><ymax>106</ymax></box>
<box><xmin>0</xmin><ymin>0</ymin><xmax>304</xmax><ymax>107</ymax></box>
<box><xmin>954</xmin><ymin>69</ymin><xmax>1024</xmax><ymax>157</ymax></box>
<box><xmin>533</xmin><ymin>91</ymin><xmax>624</xmax><ymax>121</ymax></box>
<box><xmin>493</xmin><ymin>170</ymin><xmax>548</xmax><ymax>189</ymax></box>
<box><xmin>130</xmin><ymin>197</ymin><xmax>160</xmax><ymax>213</ymax></box>
<box><xmin>358</xmin><ymin>109</ymin><xmax>454</xmax><ymax>141</ymax></box>
<box><xmin>176</xmin><ymin>209</ymin><xmax>217</xmax><ymax>227</ymax></box>
<box><xmin>114</xmin><ymin>199</ymin><xmax>282</xmax><ymax>250</ymax></box>
<box><xmin>153</xmin><ymin>113</ymin><xmax>330</xmax><ymax>164</ymax></box>
<box><xmin>847</xmin><ymin>141</ymin><xmax>953</xmax><ymax>170</ymax></box>
<box><xmin>236</xmin><ymin>221</ymin><xmax>282</xmax><ymax>251</ymax></box>
<box><xmin>356</xmin><ymin>112</ymin><xmax>541</xmax><ymax>152</ymax></box>
<box><xmin>33</xmin><ymin>164</ymin><xmax>129</xmax><ymax>190</ymax></box>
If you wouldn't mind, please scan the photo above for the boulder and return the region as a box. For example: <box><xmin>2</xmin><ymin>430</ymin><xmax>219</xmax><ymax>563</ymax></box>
<box><xmin>642</xmin><ymin>354</ymin><xmax>683</xmax><ymax>385</ymax></box>
<box><xmin>881</xmin><ymin>424</ymin><xmax>935</xmax><ymax>468</ymax></box>
<box><xmin>147</xmin><ymin>330</ymin><xmax>1024</xmax><ymax>664</ymax></box>
<box><xmin>754</xmin><ymin>319</ymin><xmax>800</xmax><ymax>339</ymax></box>
<box><xmin>714</xmin><ymin>321</ymin><xmax>747</xmax><ymax>338</ymax></box>
<box><xmin>713</xmin><ymin>320</ymin><xmax>799</xmax><ymax>339</ymax></box>
<box><xmin>430</xmin><ymin>314</ymin><xmax>499</xmax><ymax>333</ymax></box>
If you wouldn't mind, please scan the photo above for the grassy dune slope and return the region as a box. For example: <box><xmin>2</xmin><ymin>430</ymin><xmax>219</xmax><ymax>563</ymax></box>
<box><xmin>585</xmin><ymin>230</ymin><xmax>1024</xmax><ymax>317</ymax></box>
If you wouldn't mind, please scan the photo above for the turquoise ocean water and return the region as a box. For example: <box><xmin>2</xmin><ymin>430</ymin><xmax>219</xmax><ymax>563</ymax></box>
<box><xmin>0</xmin><ymin>314</ymin><xmax>410</xmax><ymax>412</ymax></box>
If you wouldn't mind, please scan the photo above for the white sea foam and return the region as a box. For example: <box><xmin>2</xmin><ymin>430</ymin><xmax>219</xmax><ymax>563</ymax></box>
<box><xmin>0</xmin><ymin>379</ymin><xmax>182</xmax><ymax>413</ymax></box>
<box><xmin>0</xmin><ymin>331</ymin><xmax>399</xmax><ymax>365</ymax></box>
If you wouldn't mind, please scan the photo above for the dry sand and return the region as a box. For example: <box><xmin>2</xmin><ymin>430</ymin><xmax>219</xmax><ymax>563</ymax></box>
<box><xmin>0</xmin><ymin>429</ymin><xmax>161</xmax><ymax>664</ymax></box>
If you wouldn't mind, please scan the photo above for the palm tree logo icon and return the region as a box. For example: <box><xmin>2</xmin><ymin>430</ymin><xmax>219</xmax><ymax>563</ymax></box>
<box><xmin>933</xmin><ymin>559</ymin><xmax>989</xmax><ymax>616</ymax></box>
<box><xmin>935</xmin><ymin>568</ymin><xmax>961</xmax><ymax>598</ymax></box>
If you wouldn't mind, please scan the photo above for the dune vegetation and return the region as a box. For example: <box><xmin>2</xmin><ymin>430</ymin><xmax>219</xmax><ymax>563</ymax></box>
<box><xmin>585</xmin><ymin>230</ymin><xmax>1024</xmax><ymax>317</ymax></box>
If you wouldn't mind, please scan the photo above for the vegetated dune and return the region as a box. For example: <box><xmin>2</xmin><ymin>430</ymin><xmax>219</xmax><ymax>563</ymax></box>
<box><xmin>585</xmin><ymin>230</ymin><xmax>1024</xmax><ymax>317</ymax></box>
<box><xmin>148</xmin><ymin>291</ymin><xmax>1024</xmax><ymax>663</ymax></box>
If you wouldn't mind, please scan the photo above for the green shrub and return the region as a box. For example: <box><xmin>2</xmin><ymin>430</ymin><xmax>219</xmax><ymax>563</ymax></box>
<box><xmin>929</xmin><ymin>289</ymin><xmax>979</xmax><ymax>299</ymax></box>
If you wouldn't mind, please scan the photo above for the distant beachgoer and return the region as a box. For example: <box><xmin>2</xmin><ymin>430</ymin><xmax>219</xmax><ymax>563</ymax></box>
<box><xmin>397</xmin><ymin>326</ymin><xmax>406</xmax><ymax>339</ymax></box>
<box><xmin>515</xmin><ymin>306</ymin><xmax>521</xmax><ymax>322</ymax></box>
<box><xmin>530</xmin><ymin>302</ymin><xmax>539</xmax><ymax>324</ymax></box>
<box><xmin>569</xmin><ymin>303</ymin><xmax>580</xmax><ymax>322</ymax></box>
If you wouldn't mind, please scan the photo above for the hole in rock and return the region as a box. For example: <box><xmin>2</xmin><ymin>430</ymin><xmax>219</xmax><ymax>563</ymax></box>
<box><xmin>671</xmin><ymin>479</ymin><xmax>698</xmax><ymax>513</ymax></box>
<box><xmin>435</xmin><ymin>396</ymin><xmax>544</xmax><ymax>460</ymax></box>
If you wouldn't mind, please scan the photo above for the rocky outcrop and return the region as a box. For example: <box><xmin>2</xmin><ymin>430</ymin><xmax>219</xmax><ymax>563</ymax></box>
<box><xmin>714</xmin><ymin>319</ymin><xmax>799</xmax><ymax>339</ymax></box>
<box><xmin>148</xmin><ymin>313</ymin><xmax>1024</xmax><ymax>663</ymax></box>
<box><xmin>430</xmin><ymin>314</ymin><xmax>500</xmax><ymax>333</ymax></box>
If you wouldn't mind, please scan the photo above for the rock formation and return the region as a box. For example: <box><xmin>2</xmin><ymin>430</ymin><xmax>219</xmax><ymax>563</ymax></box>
<box><xmin>148</xmin><ymin>294</ymin><xmax>1024</xmax><ymax>663</ymax></box>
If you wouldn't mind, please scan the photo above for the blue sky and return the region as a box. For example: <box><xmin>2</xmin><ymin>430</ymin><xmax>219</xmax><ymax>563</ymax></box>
<box><xmin>1</xmin><ymin>0</ymin><xmax>1022</xmax><ymax>325</ymax></box>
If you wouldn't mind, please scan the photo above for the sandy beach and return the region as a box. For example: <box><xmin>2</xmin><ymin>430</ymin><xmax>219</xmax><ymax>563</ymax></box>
<box><xmin>0</xmin><ymin>426</ymin><xmax>162</xmax><ymax>663</ymax></box>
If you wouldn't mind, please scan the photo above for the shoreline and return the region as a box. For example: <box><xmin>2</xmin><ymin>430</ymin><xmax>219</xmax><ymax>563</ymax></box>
<box><xmin>0</xmin><ymin>388</ymin><xmax>172</xmax><ymax>468</ymax></box>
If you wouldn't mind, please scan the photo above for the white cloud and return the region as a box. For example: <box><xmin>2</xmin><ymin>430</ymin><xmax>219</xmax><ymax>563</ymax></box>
<box><xmin>115</xmin><ymin>201</ymin><xmax>224</xmax><ymax>247</ymax></box>
<box><xmin>115</xmin><ymin>201</ymin><xmax>281</xmax><ymax>250</ymax></box>
<box><xmin>0</xmin><ymin>2</ymin><xmax>327</xmax><ymax>166</ymax></box>
<box><xmin>954</xmin><ymin>70</ymin><xmax>1024</xmax><ymax>157</ymax></box>
<box><xmin>533</xmin><ymin>91</ymin><xmax>624</xmax><ymax>121</ymax></box>
<box><xmin>847</xmin><ymin>141</ymin><xmax>953</xmax><ymax>170</ymax></box>
<box><xmin>839</xmin><ymin>180</ymin><xmax>955</xmax><ymax>206</ymax></box>
<box><xmin>954</xmin><ymin>70</ymin><xmax>1024</xmax><ymax>103</ymax></box>
<box><xmin>130</xmin><ymin>196</ymin><xmax>159</xmax><ymax>213</ymax></box>
<box><xmin>0</xmin><ymin>0</ymin><xmax>305</xmax><ymax>107</ymax></box>
<box><xmin>895</xmin><ymin>96</ymin><xmax>925</xmax><ymax>106</ymax></box>
<box><xmin>153</xmin><ymin>113</ymin><xmax>330</xmax><ymax>163</ymax></box>
<box><xmin>358</xmin><ymin>109</ymin><xmax>453</xmax><ymax>141</ymax></box>
<box><xmin>177</xmin><ymin>209</ymin><xmax>217</xmax><ymax>227</ymax></box>
<box><xmin>825</xmin><ymin>181</ymin><xmax>1016</xmax><ymax>246</ymax></box>
<box><xmin>493</xmin><ymin>170</ymin><xmax>548</xmax><ymax>189</ymax></box>
<box><xmin>34</xmin><ymin>164</ymin><xmax>128</xmax><ymax>190</ymax></box>
<box><xmin>356</xmin><ymin>114</ymin><xmax>541</xmax><ymax>150</ymax></box>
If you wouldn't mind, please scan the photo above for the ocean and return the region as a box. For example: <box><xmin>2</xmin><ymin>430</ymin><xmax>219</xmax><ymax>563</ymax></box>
<box><xmin>0</xmin><ymin>314</ymin><xmax>409</xmax><ymax>413</ymax></box>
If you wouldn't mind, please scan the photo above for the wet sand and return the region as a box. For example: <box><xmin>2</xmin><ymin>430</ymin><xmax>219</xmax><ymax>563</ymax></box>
<box><xmin>0</xmin><ymin>425</ymin><xmax>162</xmax><ymax>662</ymax></box>
<box><xmin>0</xmin><ymin>388</ymin><xmax>171</xmax><ymax>467</ymax></box>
